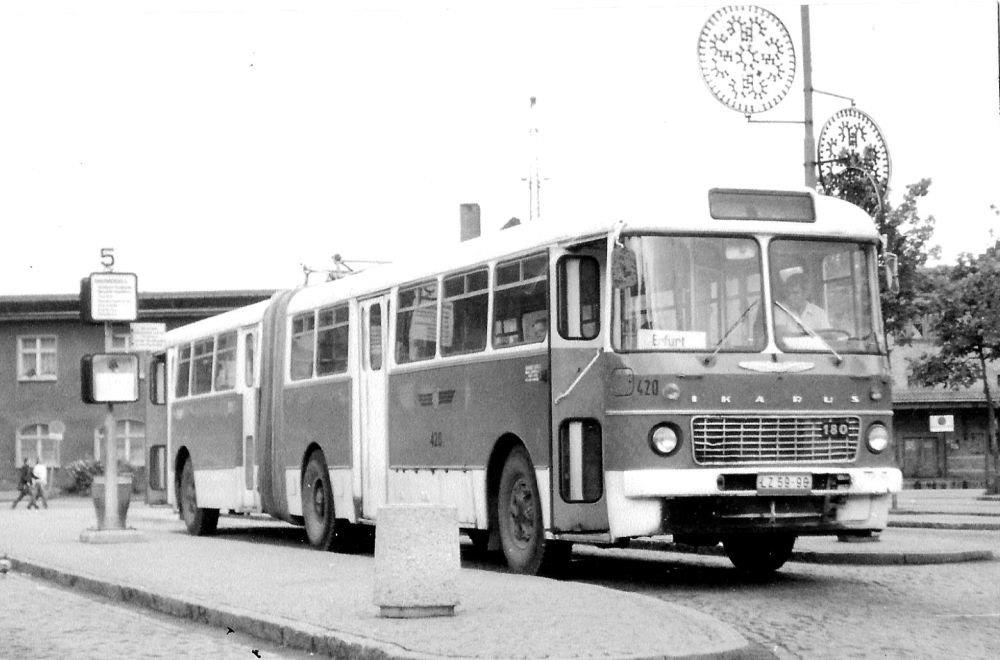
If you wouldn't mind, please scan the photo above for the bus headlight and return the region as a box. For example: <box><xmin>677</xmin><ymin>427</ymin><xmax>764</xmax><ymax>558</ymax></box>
<box><xmin>649</xmin><ymin>424</ymin><xmax>681</xmax><ymax>456</ymax></box>
<box><xmin>866</xmin><ymin>423</ymin><xmax>890</xmax><ymax>454</ymax></box>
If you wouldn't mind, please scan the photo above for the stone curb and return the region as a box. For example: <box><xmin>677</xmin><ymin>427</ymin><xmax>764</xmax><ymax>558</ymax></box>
<box><xmin>887</xmin><ymin>520</ymin><xmax>1000</xmax><ymax>531</ymax></box>
<box><xmin>8</xmin><ymin>556</ymin><xmax>761</xmax><ymax>660</ymax></box>
<box><xmin>629</xmin><ymin>540</ymin><xmax>996</xmax><ymax>566</ymax></box>
<box><xmin>8</xmin><ymin>557</ymin><xmax>437</xmax><ymax>660</ymax></box>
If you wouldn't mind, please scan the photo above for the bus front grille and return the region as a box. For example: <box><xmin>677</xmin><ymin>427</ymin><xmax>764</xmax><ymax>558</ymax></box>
<box><xmin>691</xmin><ymin>415</ymin><xmax>860</xmax><ymax>464</ymax></box>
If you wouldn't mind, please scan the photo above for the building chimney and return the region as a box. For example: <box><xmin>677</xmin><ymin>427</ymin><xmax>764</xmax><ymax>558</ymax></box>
<box><xmin>460</xmin><ymin>203</ymin><xmax>481</xmax><ymax>242</ymax></box>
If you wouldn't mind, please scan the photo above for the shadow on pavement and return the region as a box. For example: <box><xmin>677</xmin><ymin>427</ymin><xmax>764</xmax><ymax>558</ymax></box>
<box><xmin>196</xmin><ymin>515</ymin><xmax>823</xmax><ymax>589</ymax></box>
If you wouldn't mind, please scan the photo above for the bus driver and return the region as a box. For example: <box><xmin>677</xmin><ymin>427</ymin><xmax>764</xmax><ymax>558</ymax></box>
<box><xmin>774</xmin><ymin>273</ymin><xmax>829</xmax><ymax>336</ymax></box>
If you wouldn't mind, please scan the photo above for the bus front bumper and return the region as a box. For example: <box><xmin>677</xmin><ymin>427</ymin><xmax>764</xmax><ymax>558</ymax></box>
<box><xmin>604</xmin><ymin>467</ymin><xmax>902</xmax><ymax>541</ymax></box>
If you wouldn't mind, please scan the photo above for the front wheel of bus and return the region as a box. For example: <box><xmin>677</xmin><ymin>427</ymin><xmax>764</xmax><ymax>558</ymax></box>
<box><xmin>179</xmin><ymin>458</ymin><xmax>219</xmax><ymax>536</ymax></box>
<box><xmin>302</xmin><ymin>451</ymin><xmax>341</xmax><ymax>551</ymax></box>
<box><xmin>497</xmin><ymin>447</ymin><xmax>555</xmax><ymax>574</ymax></box>
<box><xmin>723</xmin><ymin>534</ymin><xmax>796</xmax><ymax>574</ymax></box>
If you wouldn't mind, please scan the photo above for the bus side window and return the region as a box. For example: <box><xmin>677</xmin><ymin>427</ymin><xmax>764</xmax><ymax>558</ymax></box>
<box><xmin>317</xmin><ymin>304</ymin><xmax>350</xmax><ymax>375</ymax></box>
<box><xmin>244</xmin><ymin>333</ymin><xmax>254</xmax><ymax>388</ymax></box>
<box><xmin>290</xmin><ymin>312</ymin><xmax>316</xmax><ymax>381</ymax></box>
<box><xmin>369</xmin><ymin>304</ymin><xmax>383</xmax><ymax>370</ymax></box>
<box><xmin>493</xmin><ymin>253</ymin><xmax>548</xmax><ymax>347</ymax></box>
<box><xmin>214</xmin><ymin>332</ymin><xmax>237</xmax><ymax>391</ymax></box>
<box><xmin>176</xmin><ymin>344</ymin><xmax>191</xmax><ymax>398</ymax></box>
<box><xmin>557</xmin><ymin>256</ymin><xmax>601</xmax><ymax>340</ymax></box>
<box><xmin>191</xmin><ymin>338</ymin><xmax>214</xmax><ymax>395</ymax></box>
<box><xmin>396</xmin><ymin>281</ymin><xmax>438</xmax><ymax>363</ymax></box>
<box><xmin>441</xmin><ymin>269</ymin><xmax>488</xmax><ymax>356</ymax></box>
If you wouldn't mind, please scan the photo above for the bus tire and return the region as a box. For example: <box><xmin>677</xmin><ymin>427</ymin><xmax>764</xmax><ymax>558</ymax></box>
<box><xmin>179</xmin><ymin>457</ymin><xmax>219</xmax><ymax>536</ymax></box>
<box><xmin>723</xmin><ymin>534</ymin><xmax>796</xmax><ymax>574</ymax></box>
<box><xmin>301</xmin><ymin>451</ymin><xmax>341</xmax><ymax>551</ymax></box>
<box><xmin>497</xmin><ymin>446</ymin><xmax>549</xmax><ymax>574</ymax></box>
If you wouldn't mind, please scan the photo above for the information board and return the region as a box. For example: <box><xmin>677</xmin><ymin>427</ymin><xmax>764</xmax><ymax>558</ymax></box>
<box><xmin>82</xmin><ymin>272</ymin><xmax>138</xmax><ymax>323</ymax></box>
<box><xmin>130</xmin><ymin>322</ymin><xmax>167</xmax><ymax>352</ymax></box>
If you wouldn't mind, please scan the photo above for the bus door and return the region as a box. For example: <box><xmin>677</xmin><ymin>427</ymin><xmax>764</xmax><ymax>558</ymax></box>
<box><xmin>549</xmin><ymin>241</ymin><xmax>610</xmax><ymax>534</ymax></box>
<box><xmin>359</xmin><ymin>295</ymin><xmax>389</xmax><ymax>520</ymax></box>
<box><xmin>145</xmin><ymin>353</ymin><xmax>168</xmax><ymax>505</ymax></box>
<box><xmin>239</xmin><ymin>325</ymin><xmax>260</xmax><ymax>509</ymax></box>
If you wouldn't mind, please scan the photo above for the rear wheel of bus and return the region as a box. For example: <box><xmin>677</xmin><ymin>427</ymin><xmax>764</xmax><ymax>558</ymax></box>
<box><xmin>302</xmin><ymin>450</ymin><xmax>345</xmax><ymax>551</ymax></box>
<box><xmin>178</xmin><ymin>457</ymin><xmax>219</xmax><ymax>535</ymax></box>
<box><xmin>497</xmin><ymin>446</ymin><xmax>571</xmax><ymax>574</ymax></box>
<box><xmin>723</xmin><ymin>534</ymin><xmax>796</xmax><ymax>574</ymax></box>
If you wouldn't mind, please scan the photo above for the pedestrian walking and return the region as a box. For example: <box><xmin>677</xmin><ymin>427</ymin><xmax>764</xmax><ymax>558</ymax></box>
<box><xmin>31</xmin><ymin>460</ymin><xmax>48</xmax><ymax>509</ymax></box>
<box><xmin>10</xmin><ymin>458</ymin><xmax>37</xmax><ymax>509</ymax></box>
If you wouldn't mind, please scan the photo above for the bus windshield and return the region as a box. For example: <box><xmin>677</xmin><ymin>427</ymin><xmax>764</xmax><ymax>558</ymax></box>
<box><xmin>613</xmin><ymin>235</ymin><xmax>765</xmax><ymax>352</ymax></box>
<box><xmin>769</xmin><ymin>239</ymin><xmax>880</xmax><ymax>354</ymax></box>
<box><xmin>612</xmin><ymin>235</ymin><xmax>883</xmax><ymax>354</ymax></box>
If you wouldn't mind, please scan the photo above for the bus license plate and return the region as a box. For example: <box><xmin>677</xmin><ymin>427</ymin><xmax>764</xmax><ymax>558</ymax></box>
<box><xmin>756</xmin><ymin>473</ymin><xmax>812</xmax><ymax>493</ymax></box>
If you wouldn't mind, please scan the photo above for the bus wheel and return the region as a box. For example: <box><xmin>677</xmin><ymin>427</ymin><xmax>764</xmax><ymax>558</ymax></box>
<box><xmin>179</xmin><ymin>458</ymin><xmax>219</xmax><ymax>536</ymax></box>
<box><xmin>723</xmin><ymin>534</ymin><xmax>796</xmax><ymax>574</ymax></box>
<box><xmin>497</xmin><ymin>447</ymin><xmax>549</xmax><ymax>574</ymax></box>
<box><xmin>302</xmin><ymin>451</ymin><xmax>340</xmax><ymax>551</ymax></box>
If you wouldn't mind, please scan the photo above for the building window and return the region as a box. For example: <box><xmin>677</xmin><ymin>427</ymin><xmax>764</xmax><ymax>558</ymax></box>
<box><xmin>17</xmin><ymin>423</ymin><xmax>60</xmax><ymax>466</ymax></box>
<box><xmin>18</xmin><ymin>336</ymin><xmax>57</xmax><ymax>381</ymax></box>
<box><xmin>105</xmin><ymin>325</ymin><xmax>132</xmax><ymax>352</ymax></box>
<box><xmin>94</xmin><ymin>420</ymin><xmax>146</xmax><ymax>466</ymax></box>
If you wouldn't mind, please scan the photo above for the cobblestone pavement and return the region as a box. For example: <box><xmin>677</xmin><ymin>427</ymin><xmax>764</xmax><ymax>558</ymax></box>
<box><xmin>0</xmin><ymin>572</ymin><xmax>312</xmax><ymax>659</ymax></box>
<box><xmin>572</xmin><ymin>528</ymin><xmax>1000</xmax><ymax>660</ymax></box>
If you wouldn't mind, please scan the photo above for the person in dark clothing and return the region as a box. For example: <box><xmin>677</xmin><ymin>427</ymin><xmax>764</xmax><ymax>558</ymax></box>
<box><xmin>10</xmin><ymin>459</ymin><xmax>38</xmax><ymax>509</ymax></box>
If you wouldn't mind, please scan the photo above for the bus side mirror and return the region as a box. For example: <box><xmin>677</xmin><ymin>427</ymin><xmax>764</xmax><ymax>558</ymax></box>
<box><xmin>150</xmin><ymin>356</ymin><xmax>167</xmax><ymax>405</ymax></box>
<box><xmin>883</xmin><ymin>252</ymin><xmax>899</xmax><ymax>294</ymax></box>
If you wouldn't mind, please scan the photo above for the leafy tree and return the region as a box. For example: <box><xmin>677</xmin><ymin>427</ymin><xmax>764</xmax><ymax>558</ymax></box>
<box><xmin>908</xmin><ymin>245</ymin><xmax>1000</xmax><ymax>493</ymax></box>
<box><xmin>819</xmin><ymin>149</ymin><xmax>939</xmax><ymax>342</ymax></box>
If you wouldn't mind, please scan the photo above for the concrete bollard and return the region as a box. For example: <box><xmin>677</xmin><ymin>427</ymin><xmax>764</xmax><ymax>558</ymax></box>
<box><xmin>373</xmin><ymin>504</ymin><xmax>459</xmax><ymax>618</ymax></box>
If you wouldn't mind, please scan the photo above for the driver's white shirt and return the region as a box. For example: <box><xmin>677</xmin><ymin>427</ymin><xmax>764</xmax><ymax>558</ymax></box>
<box><xmin>774</xmin><ymin>301</ymin><xmax>829</xmax><ymax>334</ymax></box>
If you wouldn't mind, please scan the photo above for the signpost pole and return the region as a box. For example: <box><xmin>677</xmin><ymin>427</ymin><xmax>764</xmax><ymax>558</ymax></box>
<box><xmin>103</xmin><ymin>400</ymin><xmax>121</xmax><ymax>530</ymax></box>
<box><xmin>79</xmin><ymin>259</ymin><xmax>145</xmax><ymax>543</ymax></box>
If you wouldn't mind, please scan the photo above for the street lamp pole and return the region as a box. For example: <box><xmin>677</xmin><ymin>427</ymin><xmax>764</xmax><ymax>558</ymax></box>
<box><xmin>801</xmin><ymin>4</ymin><xmax>817</xmax><ymax>189</ymax></box>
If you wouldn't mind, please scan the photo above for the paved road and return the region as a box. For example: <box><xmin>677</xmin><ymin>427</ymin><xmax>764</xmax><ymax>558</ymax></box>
<box><xmin>0</xmin><ymin>572</ymin><xmax>311</xmax><ymax>659</ymax></box>
<box><xmin>6</xmin><ymin>507</ymin><xmax>997</xmax><ymax>659</ymax></box>
<box><xmin>571</xmin><ymin>529</ymin><xmax>1000</xmax><ymax>660</ymax></box>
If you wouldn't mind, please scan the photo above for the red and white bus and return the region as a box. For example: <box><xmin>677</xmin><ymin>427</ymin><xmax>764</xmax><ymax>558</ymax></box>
<box><xmin>155</xmin><ymin>187</ymin><xmax>901</xmax><ymax>574</ymax></box>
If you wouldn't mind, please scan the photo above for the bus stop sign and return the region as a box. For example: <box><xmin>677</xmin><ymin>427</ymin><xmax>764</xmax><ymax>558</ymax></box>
<box><xmin>81</xmin><ymin>272</ymin><xmax>138</xmax><ymax>323</ymax></box>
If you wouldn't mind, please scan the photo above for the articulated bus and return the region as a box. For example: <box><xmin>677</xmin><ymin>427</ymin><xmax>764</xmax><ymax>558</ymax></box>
<box><xmin>154</xmin><ymin>187</ymin><xmax>902</xmax><ymax>574</ymax></box>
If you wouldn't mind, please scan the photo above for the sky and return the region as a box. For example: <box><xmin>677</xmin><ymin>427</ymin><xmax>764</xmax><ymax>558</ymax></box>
<box><xmin>0</xmin><ymin>0</ymin><xmax>997</xmax><ymax>295</ymax></box>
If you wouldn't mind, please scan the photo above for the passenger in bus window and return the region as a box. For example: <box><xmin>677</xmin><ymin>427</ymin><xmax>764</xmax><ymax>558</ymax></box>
<box><xmin>214</xmin><ymin>358</ymin><xmax>235</xmax><ymax>390</ymax></box>
<box><xmin>774</xmin><ymin>273</ymin><xmax>829</xmax><ymax>335</ymax></box>
<box><xmin>531</xmin><ymin>317</ymin><xmax>548</xmax><ymax>342</ymax></box>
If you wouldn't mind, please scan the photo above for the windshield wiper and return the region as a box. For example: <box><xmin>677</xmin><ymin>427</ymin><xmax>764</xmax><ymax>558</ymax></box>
<box><xmin>703</xmin><ymin>300</ymin><xmax>759</xmax><ymax>366</ymax></box>
<box><xmin>773</xmin><ymin>301</ymin><xmax>843</xmax><ymax>365</ymax></box>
